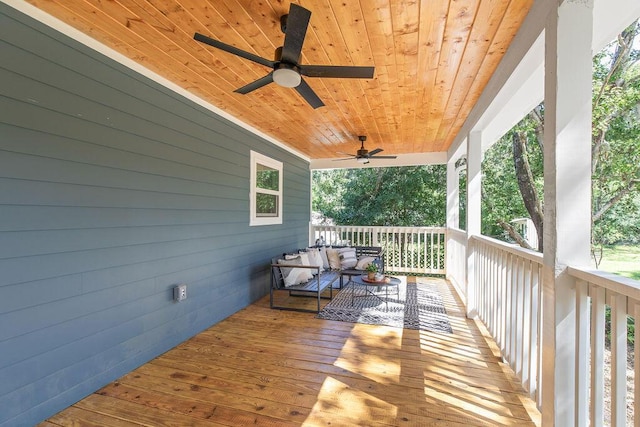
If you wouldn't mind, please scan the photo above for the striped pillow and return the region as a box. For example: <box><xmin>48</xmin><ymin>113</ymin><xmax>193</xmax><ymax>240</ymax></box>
<box><xmin>338</xmin><ymin>247</ymin><xmax>357</xmax><ymax>269</ymax></box>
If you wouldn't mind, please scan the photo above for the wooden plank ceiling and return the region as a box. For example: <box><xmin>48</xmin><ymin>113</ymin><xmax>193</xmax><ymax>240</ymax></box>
<box><xmin>24</xmin><ymin>0</ymin><xmax>534</xmax><ymax>160</ymax></box>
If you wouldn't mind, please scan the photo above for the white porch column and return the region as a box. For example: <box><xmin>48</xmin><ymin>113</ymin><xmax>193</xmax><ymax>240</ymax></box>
<box><xmin>446</xmin><ymin>156</ymin><xmax>460</xmax><ymax>284</ymax></box>
<box><xmin>446</xmin><ymin>157</ymin><xmax>460</xmax><ymax>230</ymax></box>
<box><xmin>466</xmin><ymin>131</ymin><xmax>482</xmax><ymax>318</ymax></box>
<box><xmin>541</xmin><ymin>0</ymin><xmax>593</xmax><ymax>425</ymax></box>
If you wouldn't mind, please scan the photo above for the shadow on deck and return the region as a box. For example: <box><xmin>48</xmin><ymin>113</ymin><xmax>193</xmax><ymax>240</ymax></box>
<box><xmin>41</xmin><ymin>277</ymin><xmax>541</xmax><ymax>426</ymax></box>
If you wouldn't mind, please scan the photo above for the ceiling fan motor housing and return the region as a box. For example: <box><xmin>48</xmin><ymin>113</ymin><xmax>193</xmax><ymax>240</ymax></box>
<box><xmin>356</xmin><ymin>148</ymin><xmax>369</xmax><ymax>157</ymax></box>
<box><xmin>273</xmin><ymin>64</ymin><xmax>302</xmax><ymax>87</ymax></box>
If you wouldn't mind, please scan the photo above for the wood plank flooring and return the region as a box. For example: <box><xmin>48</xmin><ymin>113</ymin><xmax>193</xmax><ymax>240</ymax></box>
<box><xmin>41</xmin><ymin>277</ymin><xmax>541</xmax><ymax>426</ymax></box>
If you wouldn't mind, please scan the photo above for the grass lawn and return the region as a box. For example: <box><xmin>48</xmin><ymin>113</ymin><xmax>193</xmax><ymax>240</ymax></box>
<box><xmin>596</xmin><ymin>245</ymin><xmax>640</xmax><ymax>280</ymax></box>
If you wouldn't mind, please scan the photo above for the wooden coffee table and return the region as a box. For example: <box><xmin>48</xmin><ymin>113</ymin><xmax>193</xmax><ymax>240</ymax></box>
<box><xmin>349</xmin><ymin>275</ymin><xmax>401</xmax><ymax>309</ymax></box>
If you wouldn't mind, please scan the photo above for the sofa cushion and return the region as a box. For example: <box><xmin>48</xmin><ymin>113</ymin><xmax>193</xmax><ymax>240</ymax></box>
<box><xmin>318</xmin><ymin>246</ymin><xmax>330</xmax><ymax>269</ymax></box>
<box><xmin>355</xmin><ymin>256</ymin><xmax>376</xmax><ymax>270</ymax></box>
<box><xmin>286</xmin><ymin>254</ymin><xmax>313</xmax><ymax>281</ymax></box>
<box><xmin>278</xmin><ymin>257</ymin><xmax>310</xmax><ymax>287</ymax></box>
<box><xmin>304</xmin><ymin>247</ymin><xmax>324</xmax><ymax>273</ymax></box>
<box><xmin>338</xmin><ymin>247</ymin><xmax>358</xmax><ymax>269</ymax></box>
<box><xmin>326</xmin><ymin>248</ymin><xmax>342</xmax><ymax>270</ymax></box>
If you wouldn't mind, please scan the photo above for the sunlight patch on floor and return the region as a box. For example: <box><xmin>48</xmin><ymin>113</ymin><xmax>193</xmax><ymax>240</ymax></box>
<box><xmin>334</xmin><ymin>354</ymin><xmax>401</xmax><ymax>384</ymax></box>
<box><xmin>303</xmin><ymin>376</ymin><xmax>398</xmax><ymax>425</ymax></box>
<box><xmin>422</xmin><ymin>382</ymin><xmax>524</xmax><ymax>425</ymax></box>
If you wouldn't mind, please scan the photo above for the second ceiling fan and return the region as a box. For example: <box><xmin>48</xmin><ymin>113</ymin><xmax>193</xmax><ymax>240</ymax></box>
<box><xmin>194</xmin><ymin>3</ymin><xmax>375</xmax><ymax>109</ymax></box>
<box><xmin>335</xmin><ymin>136</ymin><xmax>397</xmax><ymax>164</ymax></box>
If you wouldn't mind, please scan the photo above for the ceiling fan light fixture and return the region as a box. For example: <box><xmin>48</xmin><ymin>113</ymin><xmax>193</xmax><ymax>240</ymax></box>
<box><xmin>357</xmin><ymin>157</ymin><xmax>369</xmax><ymax>164</ymax></box>
<box><xmin>273</xmin><ymin>67</ymin><xmax>301</xmax><ymax>88</ymax></box>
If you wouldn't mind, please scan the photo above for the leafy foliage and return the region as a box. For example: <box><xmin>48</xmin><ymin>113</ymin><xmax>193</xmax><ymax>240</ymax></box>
<box><xmin>481</xmin><ymin>21</ymin><xmax>640</xmax><ymax>254</ymax></box>
<box><xmin>591</xmin><ymin>22</ymin><xmax>640</xmax><ymax>251</ymax></box>
<box><xmin>481</xmin><ymin>127</ymin><xmax>541</xmax><ymax>241</ymax></box>
<box><xmin>312</xmin><ymin>165</ymin><xmax>446</xmax><ymax>226</ymax></box>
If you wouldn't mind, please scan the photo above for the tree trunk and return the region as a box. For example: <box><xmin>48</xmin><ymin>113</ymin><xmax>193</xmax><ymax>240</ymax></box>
<box><xmin>498</xmin><ymin>219</ymin><xmax>533</xmax><ymax>250</ymax></box>
<box><xmin>512</xmin><ymin>131</ymin><xmax>544</xmax><ymax>250</ymax></box>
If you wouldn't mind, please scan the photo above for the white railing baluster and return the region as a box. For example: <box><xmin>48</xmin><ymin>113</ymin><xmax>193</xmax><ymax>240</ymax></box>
<box><xmin>515</xmin><ymin>257</ymin><xmax>524</xmax><ymax>379</ymax></box>
<box><xmin>482</xmin><ymin>245</ymin><xmax>489</xmax><ymax>324</ymax></box>
<box><xmin>522</xmin><ymin>260</ymin><xmax>532</xmax><ymax>389</ymax></box>
<box><xmin>485</xmin><ymin>246</ymin><xmax>491</xmax><ymax>328</ymax></box>
<box><xmin>499</xmin><ymin>250</ymin><xmax>508</xmax><ymax>352</ymax></box>
<box><xmin>496</xmin><ymin>249</ymin><xmax>502</xmax><ymax>341</ymax></box>
<box><xmin>611</xmin><ymin>292</ymin><xmax>628</xmax><ymax>427</ymax></box>
<box><xmin>430</xmin><ymin>230</ymin><xmax>435</xmax><ymax>271</ymax></box>
<box><xmin>530</xmin><ymin>263</ymin><xmax>540</xmax><ymax>399</ymax></box>
<box><xmin>504</xmin><ymin>252</ymin><xmax>513</xmax><ymax>365</ymax></box>
<box><xmin>476</xmin><ymin>244</ymin><xmax>482</xmax><ymax>319</ymax></box>
<box><xmin>493</xmin><ymin>248</ymin><xmax>500</xmax><ymax>345</ymax></box>
<box><xmin>486</xmin><ymin>248</ymin><xmax>498</xmax><ymax>336</ymax></box>
<box><xmin>403</xmin><ymin>228</ymin><xmax>408</xmax><ymax>272</ymax></box>
<box><xmin>510</xmin><ymin>255</ymin><xmax>518</xmax><ymax>368</ymax></box>
<box><xmin>591</xmin><ymin>284</ymin><xmax>605</xmax><ymax>427</ymax></box>
<box><xmin>485</xmin><ymin>244</ymin><xmax>489</xmax><ymax>318</ymax></box>
<box><xmin>433</xmin><ymin>231</ymin><xmax>437</xmax><ymax>270</ymax></box>
<box><xmin>440</xmin><ymin>232</ymin><xmax>445</xmax><ymax>271</ymax></box>
<box><xmin>575</xmin><ymin>280</ymin><xmax>589</xmax><ymax>426</ymax></box>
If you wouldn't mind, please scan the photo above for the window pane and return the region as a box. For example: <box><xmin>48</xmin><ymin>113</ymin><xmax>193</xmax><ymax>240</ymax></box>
<box><xmin>256</xmin><ymin>164</ymin><xmax>279</xmax><ymax>191</ymax></box>
<box><xmin>256</xmin><ymin>193</ymin><xmax>278</xmax><ymax>217</ymax></box>
<box><xmin>250</xmin><ymin>151</ymin><xmax>282</xmax><ymax>226</ymax></box>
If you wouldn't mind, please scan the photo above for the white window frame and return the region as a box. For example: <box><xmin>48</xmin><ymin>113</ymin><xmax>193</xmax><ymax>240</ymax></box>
<box><xmin>250</xmin><ymin>150</ymin><xmax>283</xmax><ymax>226</ymax></box>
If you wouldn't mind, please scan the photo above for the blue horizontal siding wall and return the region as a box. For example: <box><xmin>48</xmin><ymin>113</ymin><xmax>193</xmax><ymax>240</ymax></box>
<box><xmin>0</xmin><ymin>4</ymin><xmax>311</xmax><ymax>426</ymax></box>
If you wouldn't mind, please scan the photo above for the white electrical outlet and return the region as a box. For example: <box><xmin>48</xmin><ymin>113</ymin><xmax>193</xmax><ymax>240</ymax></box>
<box><xmin>174</xmin><ymin>284</ymin><xmax>187</xmax><ymax>302</ymax></box>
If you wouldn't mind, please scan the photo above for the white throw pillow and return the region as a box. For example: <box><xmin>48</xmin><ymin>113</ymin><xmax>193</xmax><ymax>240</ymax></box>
<box><xmin>355</xmin><ymin>256</ymin><xmax>376</xmax><ymax>270</ymax></box>
<box><xmin>278</xmin><ymin>257</ymin><xmax>310</xmax><ymax>287</ymax></box>
<box><xmin>338</xmin><ymin>247</ymin><xmax>357</xmax><ymax>269</ymax></box>
<box><xmin>318</xmin><ymin>246</ymin><xmax>330</xmax><ymax>269</ymax></box>
<box><xmin>304</xmin><ymin>248</ymin><xmax>324</xmax><ymax>273</ymax></box>
<box><xmin>284</xmin><ymin>252</ymin><xmax>313</xmax><ymax>282</ymax></box>
<box><xmin>326</xmin><ymin>248</ymin><xmax>342</xmax><ymax>270</ymax></box>
<box><xmin>286</xmin><ymin>268</ymin><xmax>312</xmax><ymax>287</ymax></box>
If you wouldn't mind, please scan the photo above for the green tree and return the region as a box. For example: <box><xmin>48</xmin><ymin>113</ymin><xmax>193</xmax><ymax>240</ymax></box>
<box><xmin>312</xmin><ymin>165</ymin><xmax>446</xmax><ymax>226</ymax></box>
<box><xmin>482</xmin><ymin>109</ymin><xmax>544</xmax><ymax>248</ymax></box>
<box><xmin>312</xmin><ymin>168</ymin><xmax>348</xmax><ymax>221</ymax></box>
<box><xmin>482</xmin><ymin>21</ymin><xmax>640</xmax><ymax>259</ymax></box>
<box><xmin>591</xmin><ymin>22</ymin><xmax>640</xmax><ymax>264</ymax></box>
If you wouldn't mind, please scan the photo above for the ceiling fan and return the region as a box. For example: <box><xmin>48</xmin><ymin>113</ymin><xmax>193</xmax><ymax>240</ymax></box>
<box><xmin>334</xmin><ymin>136</ymin><xmax>397</xmax><ymax>164</ymax></box>
<box><xmin>194</xmin><ymin>4</ymin><xmax>374</xmax><ymax>109</ymax></box>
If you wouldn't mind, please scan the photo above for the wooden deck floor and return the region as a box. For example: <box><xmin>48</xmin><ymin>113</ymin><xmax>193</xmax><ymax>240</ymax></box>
<box><xmin>40</xmin><ymin>277</ymin><xmax>541</xmax><ymax>426</ymax></box>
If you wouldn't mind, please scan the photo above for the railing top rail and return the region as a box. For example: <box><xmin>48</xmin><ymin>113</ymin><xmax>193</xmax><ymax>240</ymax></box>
<box><xmin>313</xmin><ymin>225</ymin><xmax>447</xmax><ymax>232</ymax></box>
<box><xmin>568</xmin><ymin>266</ymin><xmax>640</xmax><ymax>300</ymax></box>
<box><xmin>471</xmin><ymin>234</ymin><xmax>543</xmax><ymax>264</ymax></box>
<box><xmin>447</xmin><ymin>228</ymin><xmax>466</xmax><ymax>238</ymax></box>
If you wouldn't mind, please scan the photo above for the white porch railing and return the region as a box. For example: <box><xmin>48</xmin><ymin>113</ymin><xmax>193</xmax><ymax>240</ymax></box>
<box><xmin>310</xmin><ymin>225</ymin><xmax>446</xmax><ymax>275</ymax></box>
<box><xmin>471</xmin><ymin>234</ymin><xmax>639</xmax><ymax>425</ymax></box>
<box><xmin>568</xmin><ymin>267</ymin><xmax>640</xmax><ymax>426</ymax></box>
<box><xmin>446</xmin><ymin>227</ymin><xmax>467</xmax><ymax>303</ymax></box>
<box><xmin>471</xmin><ymin>235</ymin><xmax>543</xmax><ymax>407</ymax></box>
